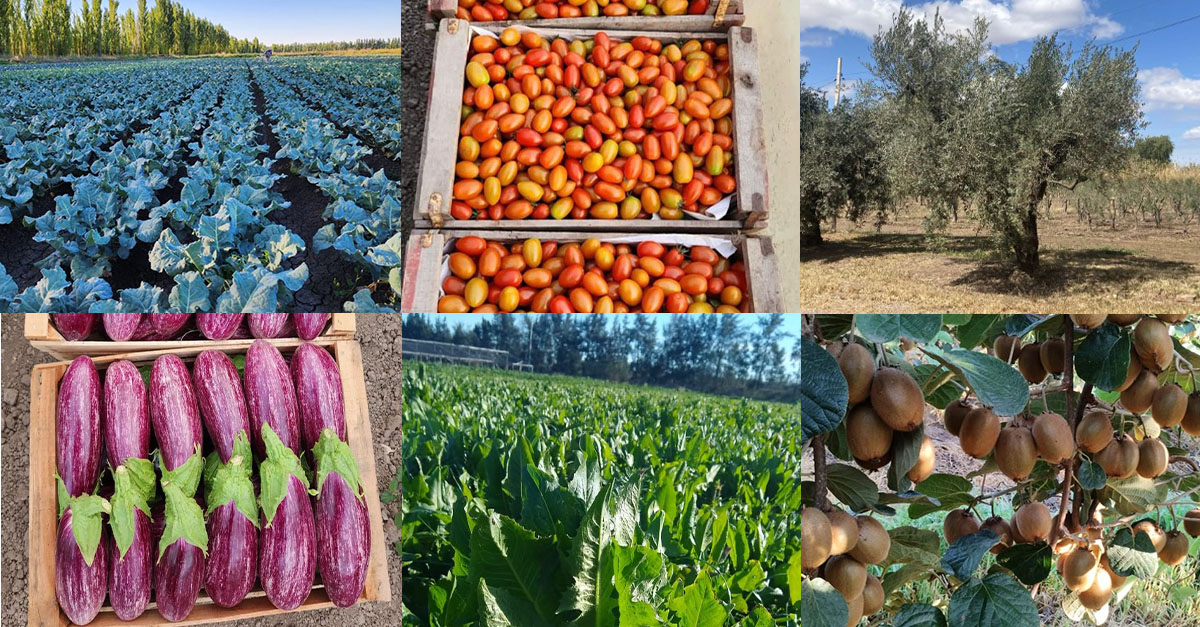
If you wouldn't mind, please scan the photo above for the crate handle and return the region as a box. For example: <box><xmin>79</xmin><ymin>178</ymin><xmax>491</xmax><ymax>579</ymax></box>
<box><xmin>428</xmin><ymin>192</ymin><xmax>445</xmax><ymax>228</ymax></box>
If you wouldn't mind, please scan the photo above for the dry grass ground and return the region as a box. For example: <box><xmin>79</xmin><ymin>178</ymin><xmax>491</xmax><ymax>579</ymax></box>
<box><xmin>799</xmin><ymin>204</ymin><xmax>1200</xmax><ymax>311</ymax></box>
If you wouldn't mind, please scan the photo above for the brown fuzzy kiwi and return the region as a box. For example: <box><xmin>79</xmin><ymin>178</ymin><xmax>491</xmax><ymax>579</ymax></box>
<box><xmin>1108</xmin><ymin>314</ymin><xmax>1142</xmax><ymax>326</ymax></box>
<box><xmin>1013</xmin><ymin>502</ymin><xmax>1053</xmax><ymax>542</ymax></box>
<box><xmin>1157</xmin><ymin>314</ymin><xmax>1188</xmax><ymax>324</ymax></box>
<box><xmin>907</xmin><ymin>436</ymin><xmax>936</xmax><ymax>483</ymax></box>
<box><xmin>1032</xmin><ymin>412</ymin><xmax>1076</xmax><ymax>464</ymax></box>
<box><xmin>861</xmin><ymin>573</ymin><xmax>883</xmax><ymax>616</ymax></box>
<box><xmin>1152</xmin><ymin>384</ymin><xmax>1188</xmax><ymax>428</ymax></box>
<box><xmin>869</xmin><ymin>367</ymin><xmax>925</xmax><ymax>432</ymax></box>
<box><xmin>993</xmin><ymin>334</ymin><xmax>1022</xmax><ymax>363</ymax></box>
<box><xmin>1182</xmin><ymin>393</ymin><xmax>1200</xmax><ymax>436</ymax></box>
<box><xmin>981</xmin><ymin>517</ymin><xmax>1013</xmax><ymax>554</ymax></box>
<box><xmin>1070</xmin><ymin>314</ymin><xmax>1107</xmax><ymax>329</ymax></box>
<box><xmin>1136</xmin><ymin>437</ymin><xmax>1169</xmax><ymax>478</ymax></box>
<box><xmin>824</xmin><ymin>555</ymin><xmax>867</xmax><ymax>600</ymax></box>
<box><xmin>1100</xmin><ymin>553</ymin><xmax>1127</xmax><ymax>588</ymax></box>
<box><xmin>1062</xmin><ymin>547</ymin><xmax>1099</xmax><ymax>592</ymax></box>
<box><xmin>1133</xmin><ymin>317</ymin><xmax>1173</xmax><ymax>373</ymax></box>
<box><xmin>844</xmin><ymin>591</ymin><xmax>864</xmax><ymax>627</ymax></box>
<box><xmin>854</xmin><ymin>452</ymin><xmax>893</xmax><ymax>471</ymax></box>
<box><xmin>944</xmin><ymin>509</ymin><xmax>980</xmax><ymax>547</ymax></box>
<box><xmin>959</xmin><ymin>407</ymin><xmax>1001</xmax><ymax>459</ymax></box>
<box><xmin>1116</xmin><ymin>352</ymin><xmax>1143</xmax><ymax>392</ymax></box>
<box><xmin>1076</xmin><ymin>410</ymin><xmax>1114</xmax><ymax>454</ymax></box>
<box><xmin>826</xmin><ymin>342</ymin><xmax>845</xmax><ymax>359</ymax></box>
<box><xmin>943</xmin><ymin>399</ymin><xmax>973</xmax><ymax>436</ymax></box>
<box><xmin>1078</xmin><ymin>567</ymin><xmax>1113</xmax><ymax>611</ymax></box>
<box><xmin>846</xmin><ymin>404</ymin><xmax>895</xmax><ymax>469</ymax></box>
<box><xmin>1018</xmin><ymin>343</ymin><xmax>1048</xmax><ymax>384</ymax></box>
<box><xmin>1132</xmin><ymin>520</ymin><xmax>1167</xmax><ymax>552</ymax></box>
<box><xmin>1040</xmin><ymin>338</ymin><xmax>1067</xmax><ymax>376</ymax></box>
<box><xmin>1183</xmin><ymin>509</ymin><xmax>1200</xmax><ymax>538</ymax></box>
<box><xmin>1095</xmin><ymin>434</ymin><xmax>1140</xmax><ymax>480</ymax></box>
<box><xmin>827</xmin><ymin>509</ymin><xmax>860</xmax><ymax>556</ymax></box>
<box><xmin>1159</xmin><ymin>530</ymin><xmax>1189</xmax><ymax>566</ymax></box>
<box><xmin>1120</xmin><ymin>369</ymin><xmax>1159</xmax><ymax>414</ymax></box>
<box><xmin>802</xmin><ymin>508</ymin><xmax>832</xmax><ymax>569</ymax></box>
<box><xmin>838</xmin><ymin>343</ymin><xmax>876</xmax><ymax>406</ymax></box>
<box><xmin>995</xmin><ymin>425</ymin><xmax>1038</xmax><ymax>481</ymax></box>
<box><xmin>849</xmin><ymin>517</ymin><xmax>891</xmax><ymax>565</ymax></box>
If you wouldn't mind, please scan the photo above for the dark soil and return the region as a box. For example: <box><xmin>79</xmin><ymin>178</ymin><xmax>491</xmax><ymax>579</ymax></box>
<box><xmin>400</xmin><ymin>0</ymin><xmax>435</xmax><ymax>282</ymax></box>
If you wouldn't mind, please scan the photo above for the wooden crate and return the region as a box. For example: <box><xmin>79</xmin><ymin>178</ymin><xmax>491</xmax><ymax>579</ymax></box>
<box><xmin>24</xmin><ymin>314</ymin><xmax>357</xmax><ymax>361</ymax></box>
<box><xmin>27</xmin><ymin>339</ymin><xmax>392</xmax><ymax>627</ymax></box>
<box><xmin>413</xmin><ymin>19</ymin><xmax>768</xmax><ymax>233</ymax></box>
<box><xmin>427</xmin><ymin>0</ymin><xmax>745</xmax><ymax>31</ymax></box>
<box><xmin>400</xmin><ymin>228</ymin><xmax>782</xmax><ymax>312</ymax></box>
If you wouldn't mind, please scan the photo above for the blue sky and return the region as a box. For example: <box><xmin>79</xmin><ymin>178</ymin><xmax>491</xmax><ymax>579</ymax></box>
<box><xmin>799</xmin><ymin>0</ymin><xmax>1200</xmax><ymax>164</ymax></box>
<box><xmin>69</xmin><ymin>0</ymin><xmax>400</xmax><ymax>45</ymax></box>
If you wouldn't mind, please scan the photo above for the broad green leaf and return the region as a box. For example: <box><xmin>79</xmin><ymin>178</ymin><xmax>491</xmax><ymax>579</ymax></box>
<box><xmin>948</xmin><ymin>573</ymin><xmax>1039</xmax><ymax>627</ymax></box>
<box><xmin>801</xmin><ymin>337</ymin><xmax>848</xmax><ymax>442</ymax></box>
<box><xmin>469</xmin><ymin>513</ymin><xmax>562</xmax><ymax>624</ymax></box>
<box><xmin>666</xmin><ymin>572</ymin><xmax>726</xmax><ymax>627</ymax></box>
<box><xmin>800</xmin><ymin>578</ymin><xmax>848</xmax><ymax>627</ymax></box>
<box><xmin>1076</xmin><ymin>459</ymin><xmax>1107</xmax><ymax>490</ymax></box>
<box><xmin>1075</xmin><ymin>325</ymin><xmax>1131</xmax><ymax>391</ymax></box>
<box><xmin>1108</xmin><ymin>527</ymin><xmax>1160</xmax><ymax>578</ymax></box>
<box><xmin>158</xmin><ymin>481</ymin><xmax>208</xmax><ymax>558</ymax></box>
<box><xmin>258</xmin><ymin>424</ymin><xmax>309</xmax><ymax>526</ymax></box>
<box><xmin>856</xmin><ymin>314</ymin><xmax>943</xmax><ymax>344</ymax></box>
<box><xmin>477</xmin><ymin>578</ymin><xmax>553</xmax><ymax>627</ymax></box>
<box><xmin>996</xmin><ymin>542</ymin><xmax>1052</xmax><ymax>586</ymax></box>
<box><xmin>893</xmin><ymin>603</ymin><xmax>948</xmax><ymax>627</ymax></box>
<box><xmin>825</xmin><ymin>463</ymin><xmax>879</xmax><ymax>512</ymax></box>
<box><xmin>923</xmin><ymin>346</ymin><xmax>1030</xmax><ymax>416</ymax></box>
<box><xmin>882</xmin><ymin>526</ymin><xmax>941</xmax><ymax>570</ymax></box>
<box><xmin>942</xmin><ymin>529</ymin><xmax>1000</xmax><ymax>580</ymax></box>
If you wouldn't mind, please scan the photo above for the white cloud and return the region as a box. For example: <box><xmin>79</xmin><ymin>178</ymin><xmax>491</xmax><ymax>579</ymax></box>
<box><xmin>1139</xmin><ymin>67</ymin><xmax>1200</xmax><ymax>110</ymax></box>
<box><xmin>1184</xmin><ymin>126</ymin><xmax>1200</xmax><ymax>140</ymax></box>
<box><xmin>799</xmin><ymin>0</ymin><xmax>1123</xmax><ymax>46</ymax></box>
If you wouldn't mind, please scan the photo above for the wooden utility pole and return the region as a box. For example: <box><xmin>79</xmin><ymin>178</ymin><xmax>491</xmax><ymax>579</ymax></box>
<box><xmin>834</xmin><ymin>57</ymin><xmax>843</xmax><ymax>106</ymax></box>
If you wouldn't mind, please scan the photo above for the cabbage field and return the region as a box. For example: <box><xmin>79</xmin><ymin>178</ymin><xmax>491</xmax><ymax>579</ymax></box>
<box><xmin>401</xmin><ymin>363</ymin><xmax>803</xmax><ymax>625</ymax></box>
<box><xmin>0</xmin><ymin>56</ymin><xmax>402</xmax><ymax>312</ymax></box>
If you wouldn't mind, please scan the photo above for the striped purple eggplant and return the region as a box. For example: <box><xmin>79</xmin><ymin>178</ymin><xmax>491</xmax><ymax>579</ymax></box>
<box><xmin>107</xmin><ymin>507</ymin><xmax>151</xmax><ymax>621</ymax></box>
<box><xmin>56</xmin><ymin>508</ymin><xmax>109</xmax><ymax>625</ymax></box>
<box><xmin>102</xmin><ymin>313</ymin><xmax>143</xmax><ymax>341</ymax></box>
<box><xmin>205</xmin><ymin>501</ymin><xmax>258</xmax><ymax>607</ymax></box>
<box><xmin>58</xmin><ymin>356</ymin><xmax>101</xmax><ymax>497</ymax></box>
<box><xmin>249</xmin><ymin>313</ymin><xmax>292</xmax><ymax>339</ymax></box>
<box><xmin>150</xmin><ymin>355</ymin><xmax>202</xmax><ymax>470</ymax></box>
<box><xmin>291</xmin><ymin>343</ymin><xmax>346</xmax><ymax>447</ymax></box>
<box><xmin>314</xmin><ymin>472</ymin><xmax>369</xmax><ymax>607</ymax></box>
<box><xmin>154</xmin><ymin>534</ymin><xmax>206</xmax><ymax>621</ymax></box>
<box><xmin>260</xmin><ymin>475</ymin><xmax>316</xmax><ymax>609</ymax></box>
<box><xmin>293</xmin><ymin>314</ymin><xmax>330</xmax><ymax>341</ymax></box>
<box><xmin>103</xmin><ymin>360</ymin><xmax>153</xmax><ymax>620</ymax></box>
<box><xmin>149</xmin><ymin>313</ymin><xmax>191</xmax><ymax>339</ymax></box>
<box><xmin>196</xmin><ymin>314</ymin><xmax>245</xmax><ymax>341</ymax></box>
<box><xmin>245</xmin><ymin>340</ymin><xmax>302</xmax><ymax>456</ymax></box>
<box><xmin>104</xmin><ymin>361</ymin><xmax>148</xmax><ymax>466</ymax></box>
<box><xmin>194</xmin><ymin>351</ymin><xmax>250</xmax><ymax>461</ymax></box>
<box><xmin>52</xmin><ymin>313</ymin><xmax>96</xmax><ymax>341</ymax></box>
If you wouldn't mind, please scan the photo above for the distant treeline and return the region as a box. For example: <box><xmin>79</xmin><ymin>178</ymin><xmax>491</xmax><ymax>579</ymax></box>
<box><xmin>402</xmin><ymin>314</ymin><xmax>801</xmax><ymax>403</ymax></box>
<box><xmin>268</xmin><ymin>38</ymin><xmax>400</xmax><ymax>53</ymax></box>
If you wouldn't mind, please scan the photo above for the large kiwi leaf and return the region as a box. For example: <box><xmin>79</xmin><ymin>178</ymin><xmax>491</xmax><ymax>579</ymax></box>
<box><xmin>801</xmin><ymin>337</ymin><xmax>848</xmax><ymax>442</ymax></box>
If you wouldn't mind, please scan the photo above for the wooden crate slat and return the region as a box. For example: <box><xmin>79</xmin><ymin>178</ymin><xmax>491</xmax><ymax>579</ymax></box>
<box><xmin>28</xmin><ymin>363</ymin><xmax>64</xmax><ymax>627</ymax></box>
<box><xmin>418</xmin><ymin>218</ymin><xmax>745</xmax><ymax>233</ymax></box>
<box><xmin>428</xmin><ymin>0</ymin><xmax>745</xmax><ymax>29</ymax></box>
<box><xmin>742</xmin><ymin>234</ymin><xmax>784</xmax><ymax>312</ymax></box>
<box><xmin>402</xmin><ymin>231</ymin><xmax>448</xmax><ymax>314</ymax></box>
<box><xmin>415</xmin><ymin>18</ymin><xmax>472</xmax><ymax>228</ymax></box>
<box><xmin>727</xmin><ymin>26</ymin><xmax>769</xmax><ymax>229</ymax></box>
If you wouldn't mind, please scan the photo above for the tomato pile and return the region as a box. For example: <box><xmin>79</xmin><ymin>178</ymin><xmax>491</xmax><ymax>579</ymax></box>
<box><xmin>452</xmin><ymin>28</ymin><xmax>738</xmax><ymax>221</ymax></box>
<box><xmin>455</xmin><ymin>0</ymin><xmax>712</xmax><ymax>21</ymax></box>
<box><xmin>438</xmin><ymin>236</ymin><xmax>751</xmax><ymax>312</ymax></box>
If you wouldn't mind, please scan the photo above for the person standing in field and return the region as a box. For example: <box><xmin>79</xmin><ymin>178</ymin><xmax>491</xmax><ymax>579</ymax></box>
<box><xmin>265</xmin><ymin>48</ymin><xmax>273</xmax><ymax>63</ymax></box>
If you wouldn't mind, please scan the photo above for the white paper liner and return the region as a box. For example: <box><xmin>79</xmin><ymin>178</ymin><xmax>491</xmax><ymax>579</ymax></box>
<box><xmin>439</xmin><ymin>233</ymin><xmax>737</xmax><ymax>293</ymax></box>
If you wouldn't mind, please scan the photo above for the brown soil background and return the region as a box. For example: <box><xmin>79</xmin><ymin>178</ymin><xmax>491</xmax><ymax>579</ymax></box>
<box><xmin>0</xmin><ymin>313</ymin><xmax>403</xmax><ymax>626</ymax></box>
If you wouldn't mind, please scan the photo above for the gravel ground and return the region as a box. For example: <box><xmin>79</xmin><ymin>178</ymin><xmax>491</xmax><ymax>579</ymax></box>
<box><xmin>0</xmin><ymin>313</ymin><xmax>403</xmax><ymax>626</ymax></box>
<box><xmin>399</xmin><ymin>0</ymin><xmax>432</xmax><ymax>268</ymax></box>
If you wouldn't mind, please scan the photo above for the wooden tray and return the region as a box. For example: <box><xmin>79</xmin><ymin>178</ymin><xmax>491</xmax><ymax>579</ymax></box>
<box><xmin>27</xmin><ymin>339</ymin><xmax>391</xmax><ymax>627</ymax></box>
<box><xmin>24</xmin><ymin>314</ymin><xmax>357</xmax><ymax>361</ymax></box>
<box><xmin>400</xmin><ymin>228</ymin><xmax>782</xmax><ymax>312</ymax></box>
<box><xmin>427</xmin><ymin>0</ymin><xmax>745</xmax><ymax>31</ymax></box>
<box><xmin>413</xmin><ymin>19</ymin><xmax>768</xmax><ymax>233</ymax></box>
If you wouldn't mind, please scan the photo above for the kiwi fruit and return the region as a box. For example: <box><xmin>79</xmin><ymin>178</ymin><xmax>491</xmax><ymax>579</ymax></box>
<box><xmin>1183</xmin><ymin>508</ymin><xmax>1200</xmax><ymax>538</ymax></box>
<box><xmin>845</xmin><ymin>591</ymin><xmax>864</xmax><ymax>627</ymax></box>
<box><xmin>1152</xmin><ymin>383</ymin><xmax>1188</xmax><ymax>428</ymax></box>
<box><xmin>861</xmin><ymin>573</ymin><xmax>883</xmax><ymax>616</ymax></box>
<box><xmin>854</xmin><ymin>452</ymin><xmax>893</xmax><ymax>471</ymax></box>
<box><xmin>1100</xmin><ymin>553</ymin><xmax>1127</xmax><ymax>588</ymax></box>
<box><xmin>849</xmin><ymin>517</ymin><xmax>891</xmax><ymax>565</ymax></box>
<box><xmin>869</xmin><ymin>367</ymin><xmax>925</xmax><ymax>432</ymax></box>
<box><xmin>846</xmin><ymin>404</ymin><xmax>894</xmax><ymax>468</ymax></box>
<box><xmin>1017</xmin><ymin>343</ymin><xmax>1048</xmax><ymax>384</ymax></box>
<box><xmin>802</xmin><ymin>508</ymin><xmax>832</xmax><ymax>569</ymax></box>
<box><xmin>943</xmin><ymin>399</ymin><xmax>972</xmax><ymax>436</ymax></box>
<box><xmin>1136</xmin><ymin>437</ymin><xmax>1168</xmax><ymax>478</ymax></box>
<box><xmin>981</xmin><ymin>516</ymin><xmax>1013</xmax><ymax>554</ymax></box>
<box><xmin>1157</xmin><ymin>314</ymin><xmax>1188</xmax><ymax>324</ymax></box>
<box><xmin>1013</xmin><ymin>502</ymin><xmax>1052</xmax><ymax>542</ymax></box>
<box><xmin>838</xmin><ymin>343</ymin><xmax>876</xmax><ymax>406</ymax></box>
<box><xmin>944</xmin><ymin>509</ymin><xmax>980</xmax><ymax>547</ymax></box>
<box><xmin>825</xmin><ymin>555</ymin><xmax>867</xmax><ymax>600</ymax></box>
<box><xmin>995</xmin><ymin>425</ymin><xmax>1037</xmax><ymax>480</ymax></box>
<box><xmin>1182</xmin><ymin>393</ymin><xmax>1200</xmax><ymax>436</ymax></box>
<box><xmin>1116</xmin><ymin>352</ymin><xmax>1143</xmax><ymax>392</ymax></box>
<box><xmin>827</xmin><ymin>509</ymin><xmax>860</xmax><ymax>556</ymax></box>
<box><xmin>1132</xmin><ymin>520</ymin><xmax>1167</xmax><ymax>552</ymax></box>
<box><xmin>1108</xmin><ymin>314</ymin><xmax>1142</xmax><ymax>326</ymax></box>
<box><xmin>899</xmin><ymin>337</ymin><xmax>916</xmax><ymax>352</ymax></box>
<box><xmin>1120</xmin><ymin>369</ymin><xmax>1158</xmax><ymax>414</ymax></box>
<box><xmin>1032</xmin><ymin>412</ymin><xmax>1075</xmax><ymax>464</ymax></box>
<box><xmin>959</xmin><ymin>407</ymin><xmax>1001</xmax><ymax>459</ymax></box>
<box><xmin>1070</xmin><ymin>314</ymin><xmax>1107</xmax><ymax>329</ymax></box>
<box><xmin>1095</xmin><ymin>434</ymin><xmax>1140</xmax><ymax>480</ymax></box>
<box><xmin>1076</xmin><ymin>410</ymin><xmax>1114</xmax><ymax>454</ymax></box>
<box><xmin>1133</xmin><ymin>317</ymin><xmax>1173</xmax><ymax>373</ymax></box>
<box><xmin>1078</xmin><ymin>567</ymin><xmax>1113</xmax><ymax>611</ymax></box>
<box><xmin>1040</xmin><ymin>338</ymin><xmax>1066</xmax><ymax>375</ymax></box>
<box><xmin>907</xmin><ymin>436</ymin><xmax>936</xmax><ymax>483</ymax></box>
<box><xmin>993</xmin><ymin>334</ymin><xmax>1022</xmax><ymax>363</ymax></box>
<box><xmin>1061</xmin><ymin>547</ymin><xmax>1098</xmax><ymax>592</ymax></box>
<box><xmin>1159</xmin><ymin>530</ymin><xmax>1189</xmax><ymax>566</ymax></box>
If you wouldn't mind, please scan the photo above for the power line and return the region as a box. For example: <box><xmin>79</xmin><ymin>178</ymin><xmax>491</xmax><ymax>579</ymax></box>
<box><xmin>1107</xmin><ymin>11</ymin><xmax>1200</xmax><ymax>44</ymax></box>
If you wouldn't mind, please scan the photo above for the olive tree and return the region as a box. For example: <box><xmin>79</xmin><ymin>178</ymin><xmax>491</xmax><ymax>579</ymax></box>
<box><xmin>1134</xmin><ymin>136</ymin><xmax>1174</xmax><ymax>164</ymax></box>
